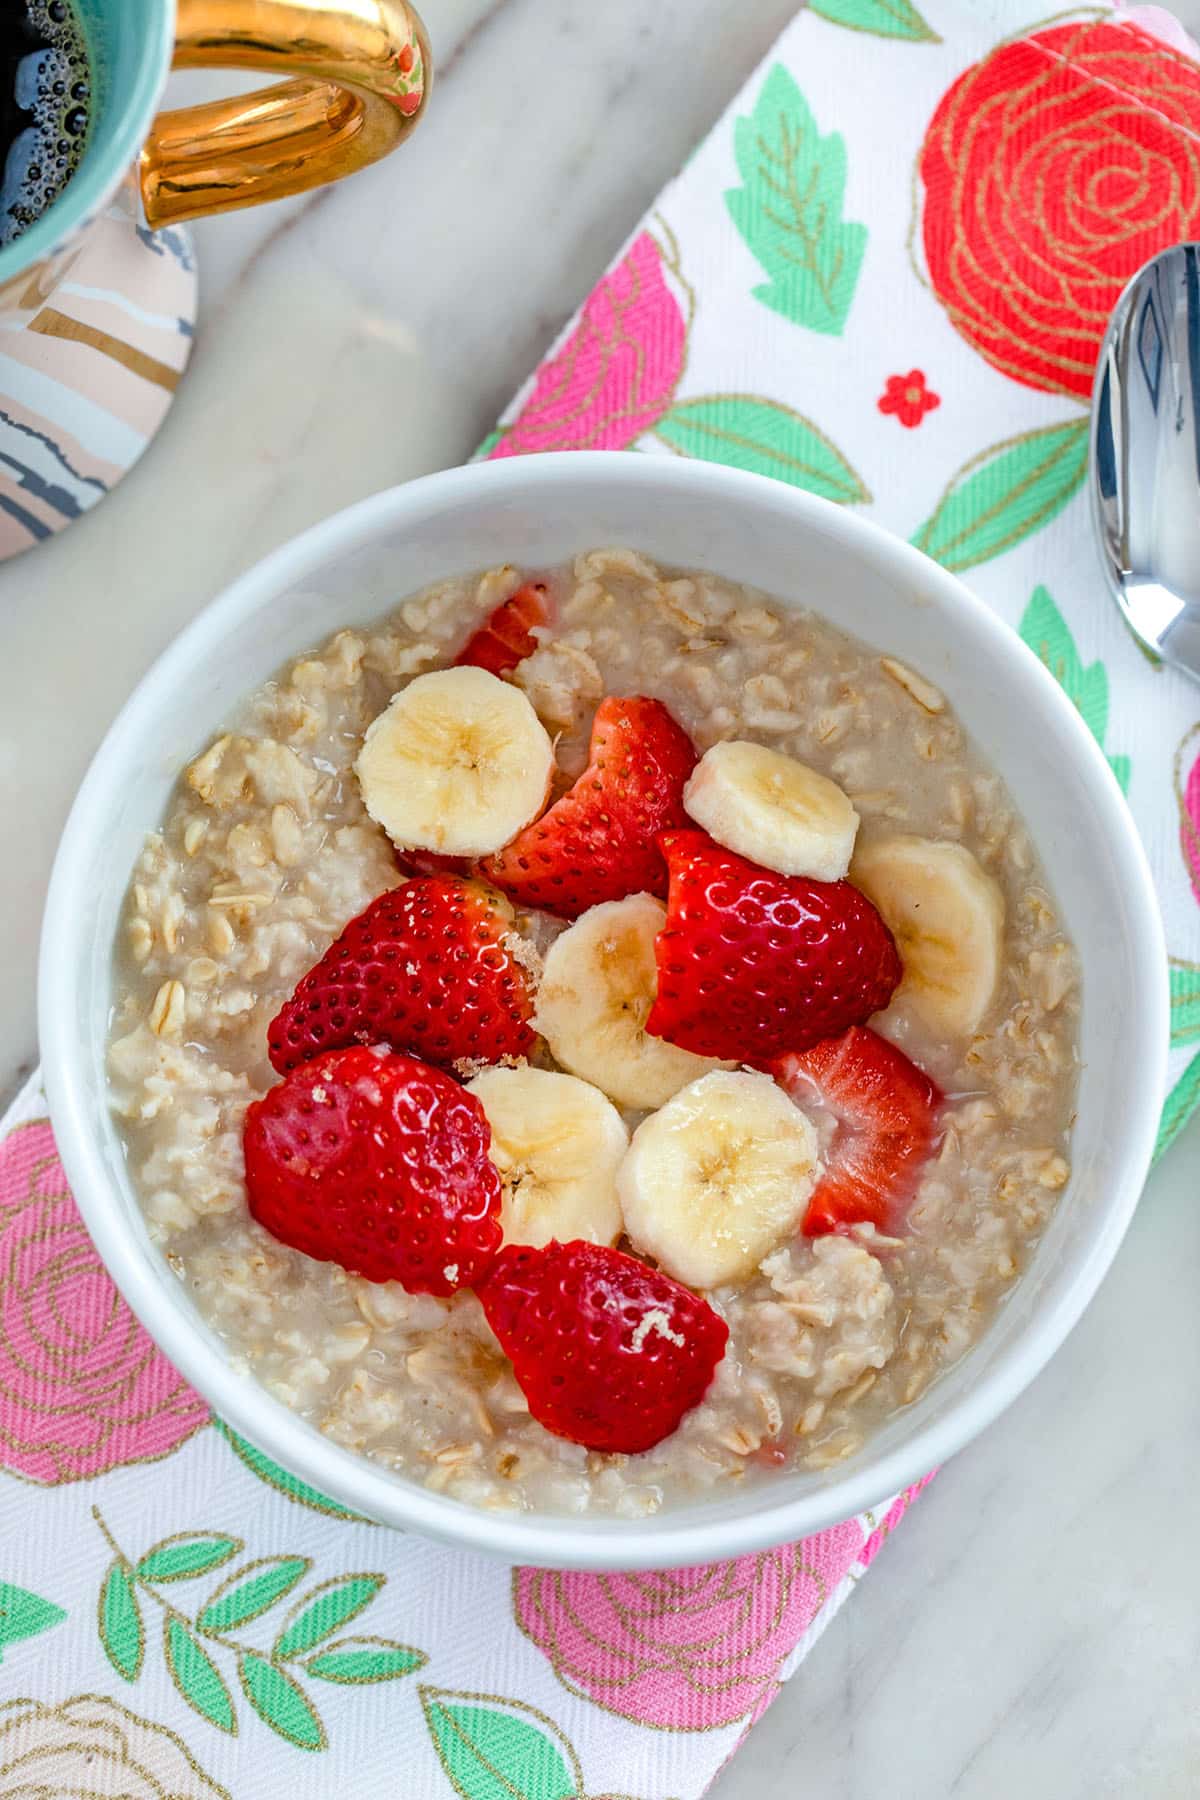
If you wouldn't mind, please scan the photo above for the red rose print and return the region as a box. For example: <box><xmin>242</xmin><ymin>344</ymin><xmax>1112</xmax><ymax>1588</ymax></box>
<box><xmin>878</xmin><ymin>369</ymin><xmax>940</xmax><ymax>428</ymax></box>
<box><xmin>919</xmin><ymin>21</ymin><xmax>1200</xmax><ymax>399</ymax></box>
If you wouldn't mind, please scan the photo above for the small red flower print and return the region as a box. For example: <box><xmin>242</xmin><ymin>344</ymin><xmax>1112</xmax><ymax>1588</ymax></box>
<box><xmin>878</xmin><ymin>369</ymin><xmax>940</xmax><ymax>429</ymax></box>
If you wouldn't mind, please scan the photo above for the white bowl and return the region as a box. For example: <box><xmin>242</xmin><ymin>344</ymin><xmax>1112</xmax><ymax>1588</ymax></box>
<box><xmin>40</xmin><ymin>452</ymin><xmax>1167</xmax><ymax>1569</ymax></box>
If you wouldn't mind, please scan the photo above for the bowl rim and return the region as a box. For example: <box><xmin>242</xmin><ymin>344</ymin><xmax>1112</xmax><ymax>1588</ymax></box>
<box><xmin>39</xmin><ymin>451</ymin><xmax>1169</xmax><ymax>1568</ymax></box>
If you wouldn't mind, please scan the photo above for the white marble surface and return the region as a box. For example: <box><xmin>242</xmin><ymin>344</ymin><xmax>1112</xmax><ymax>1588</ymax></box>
<box><xmin>1</xmin><ymin>1</ymin><xmax>1198</xmax><ymax>1793</ymax></box>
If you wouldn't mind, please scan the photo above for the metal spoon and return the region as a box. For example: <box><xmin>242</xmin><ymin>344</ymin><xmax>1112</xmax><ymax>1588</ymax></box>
<box><xmin>1092</xmin><ymin>242</ymin><xmax>1200</xmax><ymax>683</ymax></box>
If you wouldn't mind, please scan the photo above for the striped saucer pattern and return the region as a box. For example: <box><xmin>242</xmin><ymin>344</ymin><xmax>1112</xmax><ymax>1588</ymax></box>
<box><xmin>0</xmin><ymin>207</ymin><xmax>197</xmax><ymax>559</ymax></box>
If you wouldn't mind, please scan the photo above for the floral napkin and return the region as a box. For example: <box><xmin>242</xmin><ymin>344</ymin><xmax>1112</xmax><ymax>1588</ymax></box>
<box><xmin>2</xmin><ymin>3</ymin><xmax>1199</xmax><ymax>1796</ymax></box>
<box><xmin>486</xmin><ymin>0</ymin><xmax>1200</xmax><ymax>1156</ymax></box>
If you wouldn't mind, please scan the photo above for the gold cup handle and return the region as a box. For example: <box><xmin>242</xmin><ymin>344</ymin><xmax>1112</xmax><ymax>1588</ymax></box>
<box><xmin>141</xmin><ymin>0</ymin><xmax>430</xmax><ymax>227</ymax></box>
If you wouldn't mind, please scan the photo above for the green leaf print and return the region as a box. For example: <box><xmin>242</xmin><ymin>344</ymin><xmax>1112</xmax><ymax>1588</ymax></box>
<box><xmin>911</xmin><ymin>418</ymin><xmax>1088</xmax><ymax>572</ymax></box>
<box><xmin>420</xmin><ymin>1687</ymin><xmax>583</xmax><ymax>1800</ymax></box>
<box><xmin>654</xmin><ymin>394</ymin><xmax>870</xmax><ymax>503</ymax></box>
<box><xmin>196</xmin><ymin>1558</ymin><xmax>311</xmax><ymax>1635</ymax></box>
<box><xmin>1155</xmin><ymin>1050</ymin><xmax>1200</xmax><ymax>1161</ymax></box>
<box><xmin>725</xmin><ymin>63</ymin><xmax>867</xmax><ymax>334</ymax></box>
<box><xmin>136</xmin><ymin>1534</ymin><xmax>242</xmax><ymax>1584</ymax></box>
<box><xmin>273</xmin><ymin>1575</ymin><xmax>385</xmax><ymax>1660</ymax></box>
<box><xmin>810</xmin><ymin>0</ymin><xmax>939</xmax><ymax>39</ymax></box>
<box><xmin>304</xmin><ymin>1636</ymin><xmax>427</xmax><ymax>1684</ymax></box>
<box><xmin>1169</xmin><ymin>961</ymin><xmax>1200</xmax><ymax>1048</ymax></box>
<box><xmin>1018</xmin><ymin>585</ymin><xmax>1131</xmax><ymax>793</ymax></box>
<box><xmin>91</xmin><ymin>1508</ymin><xmax>420</xmax><ymax>1754</ymax></box>
<box><xmin>239</xmin><ymin>1653</ymin><xmax>327</xmax><ymax>1752</ymax></box>
<box><xmin>164</xmin><ymin>1616</ymin><xmax>237</xmax><ymax>1735</ymax></box>
<box><xmin>213</xmin><ymin>1418</ymin><xmax>371</xmax><ymax>1522</ymax></box>
<box><xmin>98</xmin><ymin>1561</ymin><xmax>143</xmax><ymax>1682</ymax></box>
<box><xmin>0</xmin><ymin>1581</ymin><xmax>65</xmax><ymax>1663</ymax></box>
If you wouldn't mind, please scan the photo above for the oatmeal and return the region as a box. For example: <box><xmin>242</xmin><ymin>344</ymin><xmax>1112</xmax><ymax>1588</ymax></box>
<box><xmin>108</xmin><ymin>550</ymin><xmax>1079</xmax><ymax>1516</ymax></box>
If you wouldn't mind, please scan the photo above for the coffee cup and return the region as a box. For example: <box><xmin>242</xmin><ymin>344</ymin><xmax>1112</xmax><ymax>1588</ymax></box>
<box><xmin>0</xmin><ymin>0</ymin><xmax>429</xmax><ymax>559</ymax></box>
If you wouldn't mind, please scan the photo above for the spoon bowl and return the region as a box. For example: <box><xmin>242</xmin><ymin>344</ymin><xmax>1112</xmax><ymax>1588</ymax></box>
<box><xmin>1092</xmin><ymin>242</ymin><xmax>1200</xmax><ymax>682</ymax></box>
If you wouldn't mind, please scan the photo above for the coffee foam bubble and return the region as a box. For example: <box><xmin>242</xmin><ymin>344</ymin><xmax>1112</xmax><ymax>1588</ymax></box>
<box><xmin>0</xmin><ymin>2</ymin><xmax>91</xmax><ymax>250</ymax></box>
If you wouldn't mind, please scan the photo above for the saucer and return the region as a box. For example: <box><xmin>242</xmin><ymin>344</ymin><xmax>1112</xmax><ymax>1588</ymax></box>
<box><xmin>0</xmin><ymin>204</ymin><xmax>196</xmax><ymax>561</ymax></box>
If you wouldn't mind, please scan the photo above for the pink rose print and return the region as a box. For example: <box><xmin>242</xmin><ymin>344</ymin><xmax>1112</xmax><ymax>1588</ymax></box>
<box><xmin>1178</xmin><ymin>725</ymin><xmax>1200</xmax><ymax>905</ymax></box>
<box><xmin>489</xmin><ymin>231</ymin><xmax>688</xmax><ymax>456</ymax></box>
<box><xmin>858</xmin><ymin>1472</ymin><xmax>937</xmax><ymax>1568</ymax></box>
<box><xmin>0</xmin><ymin>1121</ymin><xmax>208</xmax><ymax>1484</ymax></box>
<box><xmin>514</xmin><ymin>1520</ymin><xmax>863</xmax><ymax>1730</ymax></box>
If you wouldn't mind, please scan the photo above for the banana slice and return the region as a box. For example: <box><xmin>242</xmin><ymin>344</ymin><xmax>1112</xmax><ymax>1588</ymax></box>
<box><xmin>850</xmin><ymin>834</ymin><xmax>1005</xmax><ymax>1038</ymax></box>
<box><xmin>467</xmin><ymin>1065</ymin><xmax>627</xmax><ymax>1248</ymax></box>
<box><xmin>355</xmin><ymin>665</ymin><xmax>553</xmax><ymax>858</ymax></box>
<box><xmin>683</xmin><ymin>740</ymin><xmax>859</xmax><ymax>881</ymax></box>
<box><xmin>618</xmin><ymin>1070</ymin><xmax>819</xmax><ymax>1288</ymax></box>
<box><xmin>535</xmin><ymin>893</ymin><xmax>731</xmax><ymax>1110</ymax></box>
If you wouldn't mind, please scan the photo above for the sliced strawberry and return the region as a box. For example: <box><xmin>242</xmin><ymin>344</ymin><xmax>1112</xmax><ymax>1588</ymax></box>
<box><xmin>244</xmin><ymin>1047</ymin><xmax>502</xmax><ymax>1294</ymax></box>
<box><xmin>770</xmin><ymin>1026</ymin><xmax>942</xmax><ymax>1236</ymax></box>
<box><xmin>267</xmin><ymin>876</ymin><xmax>536</xmax><ymax>1076</ymax></box>
<box><xmin>478</xmin><ymin>1239</ymin><xmax>728</xmax><ymax>1453</ymax></box>
<box><xmin>479</xmin><ymin>696</ymin><xmax>698</xmax><ymax>919</ymax></box>
<box><xmin>454</xmin><ymin>581</ymin><xmax>551</xmax><ymax>678</ymax></box>
<box><xmin>647</xmin><ymin>830</ymin><xmax>902</xmax><ymax>1062</ymax></box>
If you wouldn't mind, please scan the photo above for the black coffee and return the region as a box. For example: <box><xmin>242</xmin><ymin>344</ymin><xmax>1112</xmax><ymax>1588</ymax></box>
<box><xmin>0</xmin><ymin>1</ymin><xmax>91</xmax><ymax>250</ymax></box>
